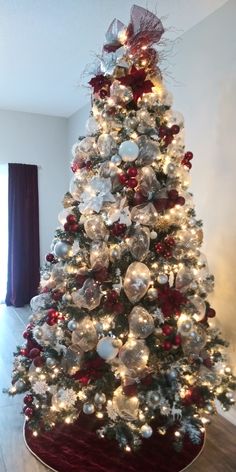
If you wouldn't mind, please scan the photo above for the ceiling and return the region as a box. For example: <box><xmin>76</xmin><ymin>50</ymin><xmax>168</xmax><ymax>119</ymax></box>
<box><xmin>0</xmin><ymin>0</ymin><xmax>228</xmax><ymax>117</ymax></box>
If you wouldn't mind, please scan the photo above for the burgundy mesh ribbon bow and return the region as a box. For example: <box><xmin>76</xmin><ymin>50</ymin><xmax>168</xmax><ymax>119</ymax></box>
<box><xmin>104</xmin><ymin>4</ymin><xmax>164</xmax><ymax>53</ymax></box>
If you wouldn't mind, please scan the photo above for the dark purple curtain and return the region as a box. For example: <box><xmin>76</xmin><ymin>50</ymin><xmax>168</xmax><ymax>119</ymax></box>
<box><xmin>6</xmin><ymin>164</ymin><xmax>40</xmax><ymax>307</ymax></box>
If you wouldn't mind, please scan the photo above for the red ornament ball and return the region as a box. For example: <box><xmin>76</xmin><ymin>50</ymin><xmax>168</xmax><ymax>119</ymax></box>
<box><xmin>155</xmin><ymin>242</ymin><xmax>164</xmax><ymax>254</ymax></box>
<box><xmin>207</xmin><ymin>307</ymin><xmax>216</xmax><ymax>318</ymax></box>
<box><xmin>118</xmin><ymin>173</ymin><xmax>128</xmax><ymax>185</ymax></box>
<box><xmin>127</xmin><ymin>178</ymin><xmax>138</xmax><ymax>189</ymax></box>
<box><xmin>171</xmin><ymin>124</ymin><xmax>180</xmax><ymax>135</ymax></box>
<box><xmin>45</xmin><ymin>253</ymin><xmax>54</xmax><ymax>263</ymax></box>
<box><xmin>162</xmin><ymin>324</ymin><xmax>173</xmax><ymax>336</ymax></box>
<box><xmin>173</xmin><ymin>334</ymin><xmax>182</xmax><ymax>346</ymax></box>
<box><xmin>127</xmin><ymin>167</ymin><xmax>138</xmax><ymax>177</ymax></box>
<box><xmin>33</xmin><ymin>356</ymin><xmax>44</xmax><ymax>367</ymax></box>
<box><xmin>24</xmin><ymin>394</ymin><xmax>34</xmax><ymax>405</ymax></box>
<box><xmin>22</xmin><ymin>330</ymin><xmax>31</xmax><ymax>340</ymax></box>
<box><xmin>185</xmin><ymin>151</ymin><xmax>193</xmax><ymax>160</ymax></box>
<box><xmin>66</xmin><ymin>214</ymin><xmax>77</xmax><ymax>224</ymax></box>
<box><xmin>163</xmin><ymin>340</ymin><xmax>173</xmax><ymax>351</ymax></box>
<box><xmin>24</xmin><ymin>407</ymin><xmax>34</xmax><ymax>418</ymax></box>
<box><xmin>29</xmin><ymin>348</ymin><xmax>40</xmax><ymax>359</ymax></box>
<box><xmin>177</xmin><ymin>196</ymin><xmax>185</xmax><ymax>206</ymax></box>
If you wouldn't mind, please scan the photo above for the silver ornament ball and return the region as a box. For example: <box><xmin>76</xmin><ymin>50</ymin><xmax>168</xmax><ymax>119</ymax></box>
<box><xmin>147</xmin><ymin>287</ymin><xmax>158</xmax><ymax>301</ymax></box>
<box><xmin>140</xmin><ymin>424</ymin><xmax>153</xmax><ymax>438</ymax></box>
<box><xmin>157</xmin><ymin>274</ymin><xmax>168</xmax><ymax>285</ymax></box>
<box><xmin>94</xmin><ymin>393</ymin><xmax>106</xmax><ymax>405</ymax></box>
<box><xmin>67</xmin><ymin>319</ymin><xmax>78</xmax><ymax>331</ymax></box>
<box><xmin>15</xmin><ymin>379</ymin><xmax>26</xmax><ymax>392</ymax></box>
<box><xmin>83</xmin><ymin>403</ymin><xmax>95</xmax><ymax>415</ymax></box>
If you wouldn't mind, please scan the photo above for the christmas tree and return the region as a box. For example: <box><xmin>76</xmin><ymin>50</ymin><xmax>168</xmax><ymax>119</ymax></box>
<box><xmin>9</xmin><ymin>5</ymin><xmax>235</xmax><ymax>452</ymax></box>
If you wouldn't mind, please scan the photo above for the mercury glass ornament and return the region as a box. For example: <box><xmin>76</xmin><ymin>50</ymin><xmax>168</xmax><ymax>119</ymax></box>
<box><xmin>84</xmin><ymin>214</ymin><xmax>108</xmax><ymax>240</ymax></box>
<box><xmin>78</xmin><ymin>136</ymin><xmax>96</xmax><ymax>153</ymax></box>
<box><xmin>182</xmin><ymin>325</ymin><xmax>207</xmax><ymax>355</ymax></box>
<box><xmin>124</xmin><ymin>116</ymin><xmax>138</xmax><ymax>132</ymax></box>
<box><xmin>140</xmin><ymin>424</ymin><xmax>153</xmax><ymax>438</ymax></box>
<box><xmin>86</xmin><ymin>116</ymin><xmax>99</xmax><ymax>135</ymax></box>
<box><xmin>177</xmin><ymin>316</ymin><xmax>193</xmax><ymax>335</ymax></box>
<box><xmin>94</xmin><ymin>392</ymin><xmax>106</xmax><ymax>405</ymax></box>
<box><xmin>90</xmin><ymin>240</ymin><xmax>109</xmax><ymax>269</ymax></box>
<box><xmin>62</xmin><ymin>344</ymin><xmax>83</xmax><ymax>374</ymax></box>
<box><xmin>189</xmin><ymin>296</ymin><xmax>206</xmax><ymax>322</ymax></box>
<box><xmin>175</xmin><ymin>267</ymin><xmax>193</xmax><ymax>292</ymax></box>
<box><xmin>127</xmin><ymin>226</ymin><xmax>150</xmax><ymax>261</ymax></box>
<box><xmin>71</xmin><ymin>279</ymin><xmax>102</xmax><ymax>311</ymax></box>
<box><xmin>129</xmin><ymin>306</ymin><xmax>154</xmax><ymax>339</ymax></box>
<box><xmin>72</xmin><ymin>317</ymin><xmax>98</xmax><ymax>351</ymax></box>
<box><xmin>96</xmin><ymin>336</ymin><xmax>119</xmax><ymax>360</ymax></box>
<box><xmin>54</xmin><ymin>241</ymin><xmax>71</xmax><ymax>259</ymax></box>
<box><xmin>131</xmin><ymin>202</ymin><xmax>158</xmax><ymax>227</ymax></box>
<box><xmin>110</xmin><ymin>80</ymin><xmax>133</xmax><ymax>104</ymax></box>
<box><xmin>113</xmin><ymin>386</ymin><xmax>139</xmax><ymax>421</ymax></box>
<box><xmin>97</xmin><ymin>133</ymin><xmax>115</xmax><ymax>158</ymax></box>
<box><xmin>30</xmin><ymin>293</ymin><xmax>51</xmax><ymax>312</ymax></box>
<box><xmin>119</xmin><ymin>339</ymin><xmax>149</xmax><ymax>370</ymax></box>
<box><xmin>124</xmin><ymin>262</ymin><xmax>151</xmax><ymax>303</ymax></box>
<box><xmin>136</xmin><ymin>135</ymin><xmax>160</xmax><ymax>165</ymax></box>
<box><xmin>119</xmin><ymin>140</ymin><xmax>139</xmax><ymax>162</ymax></box>
<box><xmin>83</xmin><ymin>403</ymin><xmax>95</xmax><ymax>415</ymax></box>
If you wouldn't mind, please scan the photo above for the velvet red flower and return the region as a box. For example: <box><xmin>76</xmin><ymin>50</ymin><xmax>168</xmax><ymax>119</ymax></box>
<box><xmin>118</xmin><ymin>65</ymin><xmax>154</xmax><ymax>102</ymax></box>
<box><xmin>158</xmin><ymin>286</ymin><xmax>187</xmax><ymax>318</ymax></box>
<box><xmin>88</xmin><ymin>74</ymin><xmax>111</xmax><ymax>98</ymax></box>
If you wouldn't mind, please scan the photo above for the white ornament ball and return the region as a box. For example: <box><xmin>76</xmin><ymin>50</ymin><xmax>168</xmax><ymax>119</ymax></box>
<box><xmin>157</xmin><ymin>274</ymin><xmax>168</xmax><ymax>285</ymax></box>
<box><xmin>119</xmin><ymin>140</ymin><xmax>139</xmax><ymax>162</ymax></box>
<box><xmin>150</xmin><ymin>231</ymin><xmax>157</xmax><ymax>240</ymax></box>
<box><xmin>96</xmin><ymin>336</ymin><xmax>119</xmax><ymax>360</ymax></box>
<box><xmin>83</xmin><ymin>403</ymin><xmax>95</xmax><ymax>415</ymax></box>
<box><xmin>140</xmin><ymin>424</ymin><xmax>153</xmax><ymax>438</ymax></box>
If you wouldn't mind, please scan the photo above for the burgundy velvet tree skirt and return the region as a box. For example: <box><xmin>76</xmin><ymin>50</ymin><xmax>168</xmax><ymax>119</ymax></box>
<box><xmin>24</xmin><ymin>414</ymin><xmax>205</xmax><ymax>472</ymax></box>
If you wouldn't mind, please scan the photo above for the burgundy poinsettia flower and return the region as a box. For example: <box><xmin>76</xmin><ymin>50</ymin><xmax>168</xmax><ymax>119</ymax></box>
<box><xmin>158</xmin><ymin>286</ymin><xmax>187</xmax><ymax>317</ymax></box>
<box><xmin>88</xmin><ymin>74</ymin><xmax>111</xmax><ymax>98</ymax></box>
<box><xmin>118</xmin><ymin>65</ymin><xmax>154</xmax><ymax>102</ymax></box>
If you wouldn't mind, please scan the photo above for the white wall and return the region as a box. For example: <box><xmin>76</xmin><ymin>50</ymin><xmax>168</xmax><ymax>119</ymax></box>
<box><xmin>168</xmin><ymin>0</ymin><xmax>236</xmax><ymax>368</ymax></box>
<box><xmin>0</xmin><ymin>110</ymin><xmax>68</xmax><ymax>264</ymax></box>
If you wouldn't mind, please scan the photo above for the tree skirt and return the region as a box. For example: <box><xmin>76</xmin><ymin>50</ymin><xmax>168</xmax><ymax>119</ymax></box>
<box><xmin>24</xmin><ymin>414</ymin><xmax>205</xmax><ymax>472</ymax></box>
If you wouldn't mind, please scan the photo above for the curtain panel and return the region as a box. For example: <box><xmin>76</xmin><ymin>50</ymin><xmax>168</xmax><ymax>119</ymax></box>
<box><xmin>6</xmin><ymin>163</ymin><xmax>40</xmax><ymax>306</ymax></box>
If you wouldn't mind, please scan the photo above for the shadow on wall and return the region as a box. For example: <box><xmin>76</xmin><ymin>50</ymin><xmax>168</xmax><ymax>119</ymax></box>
<box><xmin>208</xmin><ymin>75</ymin><xmax>236</xmax><ymax>370</ymax></box>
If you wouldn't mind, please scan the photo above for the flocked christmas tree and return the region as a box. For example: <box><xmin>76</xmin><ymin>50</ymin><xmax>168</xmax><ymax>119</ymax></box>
<box><xmin>9</xmin><ymin>5</ymin><xmax>235</xmax><ymax>452</ymax></box>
